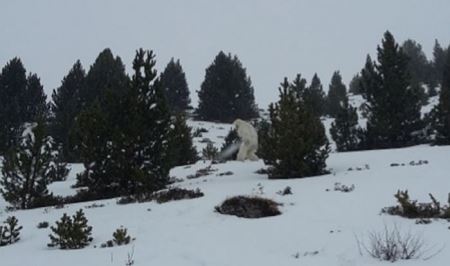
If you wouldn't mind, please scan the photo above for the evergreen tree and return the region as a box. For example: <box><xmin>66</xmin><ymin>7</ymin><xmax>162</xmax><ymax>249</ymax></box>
<box><xmin>50</xmin><ymin>60</ymin><xmax>86</xmax><ymax>161</ymax></box>
<box><xmin>0</xmin><ymin>216</ymin><xmax>22</xmax><ymax>246</ymax></box>
<box><xmin>24</xmin><ymin>74</ymin><xmax>49</xmax><ymax>122</ymax></box>
<box><xmin>197</xmin><ymin>51</ymin><xmax>258</xmax><ymax>122</ymax></box>
<box><xmin>167</xmin><ymin>114</ymin><xmax>198</xmax><ymax>167</ymax></box>
<box><xmin>349</xmin><ymin>73</ymin><xmax>363</xmax><ymax>95</ymax></box>
<box><xmin>432</xmin><ymin>40</ymin><xmax>448</xmax><ymax>87</ymax></box>
<box><xmin>0</xmin><ymin>121</ymin><xmax>67</xmax><ymax>209</ymax></box>
<box><xmin>0</xmin><ymin>58</ymin><xmax>28</xmax><ymax>153</ymax></box>
<box><xmin>48</xmin><ymin>209</ymin><xmax>93</xmax><ymax>249</ymax></box>
<box><xmin>82</xmin><ymin>48</ymin><xmax>129</xmax><ymax>109</ymax></box>
<box><xmin>160</xmin><ymin>58</ymin><xmax>191</xmax><ymax>113</ymax></box>
<box><xmin>326</xmin><ymin>71</ymin><xmax>348</xmax><ymax>117</ymax></box>
<box><xmin>75</xmin><ymin>49</ymin><xmax>172</xmax><ymax>197</ymax></box>
<box><xmin>433</xmin><ymin>49</ymin><xmax>450</xmax><ymax>145</ymax></box>
<box><xmin>219</xmin><ymin>128</ymin><xmax>239</xmax><ymax>160</ymax></box>
<box><xmin>260</xmin><ymin>77</ymin><xmax>329</xmax><ymax>179</ymax></box>
<box><xmin>303</xmin><ymin>73</ymin><xmax>326</xmax><ymax>117</ymax></box>
<box><xmin>330</xmin><ymin>97</ymin><xmax>361</xmax><ymax>151</ymax></box>
<box><xmin>401</xmin><ymin>40</ymin><xmax>430</xmax><ymax>103</ymax></box>
<box><xmin>361</xmin><ymin>31</ymin><xmax>423</xmax><ymax>149</ymax></box>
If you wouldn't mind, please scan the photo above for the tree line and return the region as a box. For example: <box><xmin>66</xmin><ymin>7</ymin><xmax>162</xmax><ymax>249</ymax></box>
<box><xmin>0</xmin><ymin>31</ymin><xmax>449</xmax><ymax>209</ymax></box>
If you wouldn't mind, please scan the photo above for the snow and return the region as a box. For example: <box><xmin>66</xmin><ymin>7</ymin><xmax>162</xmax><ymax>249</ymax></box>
<box><xmin>1</xmin><ymin>118</ymin><xmax>450</xmax><ymax>265</ymax></box>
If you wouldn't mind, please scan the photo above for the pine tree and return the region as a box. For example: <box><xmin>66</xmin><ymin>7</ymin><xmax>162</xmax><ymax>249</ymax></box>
<box><xmin>197</xmin><ymin>51</ymin><xmax>258</xmax><ymax>122</ymax></box>
<box><xmin>0</xmin><ymin>121</ymin><xmax>66</xmax><ymax>209</ymax></box>
<box><xmin>0</xmin><ymin>58</ymin><xmax>28</xmax><ymax>154</ymax></box>
<box><xmin>75</xmin><ymin>49</ymin><xmax>172</xmax><ymax>197</ymax></box>
<box><xmin>326</xmin><ymin>71</ymin><xmax>348</xmax><ymax>117</ymax></box>
<box><xmin>48</xmin><ymin>209</ymin><xmax>93</xmax><ymax>249</ymax></box>
<box><xmin>361</xmin><ymin>31</ymin><xmax>423</xmax><ymax>149</ymax></box>
<box><xmin>261</xmin><ymin>77</ymin><xmax>330</xmax><ymax>179</ymax></box>
<box><xmin>50</xmin><ymin>60</ymin><xmax>86</xmax><ymax>161</ymax></box>
<box><xmin>401</xmin><ymin>40</ymin><xmax>430</xmax><ymax>104</ymax></box>
<box><xmin>349</xmin><ymin>73</ymin><xmax>363</xmax><ymax>95</ymax></box>
<box><xmin>24</xmin><ymin>74</ymin><xmax>49</xmax><ymax>122</ymax></box>
<box><xmin>82</xmin><ymin>48</ymin><xmax>129</xmax><ymax>109</ymax></box>
<box><xmin>167</xmin><ymin>114</ymin><xmax>198</xmax><ymax>167</ymax></box>
<box><xmin>160</xmin><ymin>58</ymin><xmax>191</xmax><ymax>113</ymax></box>
<box><xmin>0</xmin><ymin>216</ymin><xmax>22</xmax><ymax>246</ymax></box>
<box><xmin>303</xmin><ymin>73</ymin><xmax>326</xmax><ymax>117</ymax></box>
<box><xmin>433</xmin><ymin>49</ymin><xmax>450</xmax><ymax>145</ymax></box>
<box><xmin>219</xmin><ymin>128</ymin><xmax>239</xmax><ymax>160</ymax></box>
<box><xmin>432</xmin><ymin>40</ymin><xmax>448</xmax><ymax>87</ymax></box>
<box><xmin>330</xmin><ymin>97</ymin><xmax>361</xmax><ymax>151</ymax></box>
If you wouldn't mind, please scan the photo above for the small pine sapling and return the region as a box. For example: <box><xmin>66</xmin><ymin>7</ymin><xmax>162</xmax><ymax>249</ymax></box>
<box><xmin>48</xmin><ymin>209</ymin><xmax>93</xmax><ymax>249</ymax></box>
<box><xmin>202</xmin><ymin>142</ymin><xmax>218</xmax><ymax>160</ymax></box>
<box><xmin>0</xmin><ymin>216</ymin><xmax>23</xmax><ymax>246</ymax></box>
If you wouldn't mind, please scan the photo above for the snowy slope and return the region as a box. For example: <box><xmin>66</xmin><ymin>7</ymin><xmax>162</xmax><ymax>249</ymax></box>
<box><xmin>1</xmin><ymin>123</ymin><xmax>449</xmax><ymax>266</ymax></box>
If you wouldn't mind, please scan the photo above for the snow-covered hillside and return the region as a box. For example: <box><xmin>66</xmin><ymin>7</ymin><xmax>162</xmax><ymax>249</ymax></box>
<box><xmin>1</xmin><ymin>117</ymin><xmax>449</xmax><ymax>266</ymax></box>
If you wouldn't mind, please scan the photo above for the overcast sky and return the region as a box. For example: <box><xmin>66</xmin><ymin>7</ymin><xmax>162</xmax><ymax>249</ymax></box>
<box><xmin>1</xmin><ymin>0</ymin><xmax>450</xmax><ymax>107</ymax></box>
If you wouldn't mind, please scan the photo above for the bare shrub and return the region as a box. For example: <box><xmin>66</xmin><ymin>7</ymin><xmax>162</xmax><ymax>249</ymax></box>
<box><xmin>356</xmin><ymin>224</ymin><xmax>439</xmax><ymax>262</ymax></box>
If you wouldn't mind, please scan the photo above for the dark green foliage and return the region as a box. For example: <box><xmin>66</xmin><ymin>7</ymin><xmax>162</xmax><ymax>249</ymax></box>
<box><xmin>160</xmin><ymin>58</ymin><xmax>191</xmax><ymax>113</ymax></box>
<box><xmin>48</xmin><ymin>209</ymin><xmax>93</xmax><ymax>249</ymax></box>
<box><xmin>220</xmin><ymin>128</ymin><xmax>239</xmax><ymax>160</ymax></box>
<box><xmin>401</xmin><ymin>39</ymin><xmax>434</xmax><ymax>97</ymax></box>
<box><xmin>383</xmin><ymin>190</ymin><xmax>450</xmax><ymax>219</ymax></box>
<box><xmin>433</xmin><ymin>49</ymin><xmax>450</xmax><ymax>145</ymax></box>
<box><xmin>0</xmin><ymin>58</ymin><xmax>47</xmax><ymax>154</ymax></box>
<box><xmin>152</xmin><ymin>187</ymin><xmax>204</xmax><ymax>204</ymax></box>
<box><xmin>37</xmin><ymin>221</ymin><xmax>49</xmax><ymax>229</ymax></box>
<box><xmin>0</xmin><ymin>216</ymin><xmax>22</xmax><ymax>246</ymax></box>
<box><xmin>47</xmin><ymin>145</ymin><xmax>70</xmax><ymax>182</ymax></box>
<box><xmin>0</xmin><ymin>121</ymin><xmax>68</xmax><ymax>209</ymax></box>
<box><xmin>432</xmin><ymin>40</ymin><xmax>448</xmax><ymax>87</ymax></box>
<box><xmin>361</xmin><ymin>32</ymin><xmax>423</xmax><ymax>149</ymax></box>
<box><xmin>113</xmin><ymin>227</ymin><xmax>132</xmax><ymax>245</ymax></box>
<box><xmin>330</xmin><ymin>97</ymin><xmax>361</xmax><ymax>151</ymax></box>
<box><xmin>197</xmin><ymin>51</ymin><xmax>258</xmax><ymax>122</ymax></box>
<box><xmin>75</xmin><ymin>49</ymin><xmax>171</xmax><ymax>197</ymax></box>
<box><xmin>349</xmin><ymin>73</ymin><xmax>363</xmax><ymax>95</ymax></box>
<box><xmin>50</xmin><ymin>60</ymin><xmax>86</xmax><ymax>162</ymax></box>
<box><xmin>167</xmin><ymin>114</ymin><xmax>198</xmax><ymax>167</ymax></box>
<box><xmin>303</xmin><ymin>74</ymin><xmax>326</xmax><ymax>117</ymax></box>
<box><xmin>202</xmin><ymin>142</ymin><xmax>218</xmax><ymax>160</ymax></box>
<box><xmin>215</xmin><ymin>196</ymin><xmax>281</xmax><ymax>218</ymax></box>
<box><xmin>82</xmin><ymin>48</ymin><xmax>129</xmax><ymax>109</ymax></box>
<box><xmin>260</xmin><ymin>77</ymin><xmax>330</xmax><ymax>179</ymax></box>
<box><xmin>326</xmin><ymin>71</ymin><xmax>348</xmax><ymax>117</ymax></box>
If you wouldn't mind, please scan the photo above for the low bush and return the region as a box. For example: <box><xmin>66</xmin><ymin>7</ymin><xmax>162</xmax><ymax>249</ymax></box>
<box><xmin>0</xmin><ymin>216</ymin><xmax>22</xmax><ymax>246</ymax></box>
<box><xmin>215</xmin><ymin>196</ymin><xmax>281</xmax><ymax>218</ymax></box>
<box><xmin>48</xmin><ymin>209</ymin><xmax>93</xmax><ymax>249</ymax></box>
<box><xmin>101</xmin><ymin>226</ymin><xmax>134</xmax><ymax>248</ymax></box>
<box><xmin>383</xmin><ymin>190</ymin><xmax>450</xmax><ymax>219</ymax></box>
<box><xmin>356</xmin><ymin>224</ymin><xmax>433</xmax><ymax>262</ymax></box>
<box><xmin>152</xmin><ymin>188</ymin><xmax>204</xmax><ymax>204</ymax></box>
<box><xmin>37</xmin><ymin>221</ymin><xmax>49</xmax><ymax>229</ymax></box>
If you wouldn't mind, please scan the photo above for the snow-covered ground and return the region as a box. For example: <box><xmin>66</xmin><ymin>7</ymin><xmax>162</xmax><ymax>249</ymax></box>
<box><xmin>1</xmin><ymin>115</ymin><xmax>449</xmax><ymax>266</ymax></box>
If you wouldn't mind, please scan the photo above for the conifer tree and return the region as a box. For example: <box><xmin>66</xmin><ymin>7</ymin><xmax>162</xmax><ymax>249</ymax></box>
<box><xmin>75</xmin><ymin>49</ymin><xmax>171</xmax><ymax>197</ymax></box>
<box><xmin>361</xmin><ymin>31</ymin><xmax>423</xmax><ymax>149</ymax></box>
<box><xmin>24</xmin><ymin>74</ymin><xmax>49</xmax><ymax>121</ymax></box>
<box><xmin>0</xmin><ymin>58</ymin><xmax>28</xmax><ymax>153</ymax></box>
<box><xmin>197</xmin><ymin>51</ymin><xmax>258</xmax><ymax>122</ymax></box>
<box><xmin>219</xmin><ymin>128</ymin><xmax>239</xmax><ymax>160</ymax></box>
<box><xmin>326</xmin><ymin>71</ymin><xmax>348</xmax><ymax>117</ymax></box>
<box><xmin>330</xmin><ymin>97</ymin><xmax>361</xmax><ymax>151</ymax></box>
<box><xmin>50</xmin><ymin>60</ymin><xmax>86</xmax><ymax>161</ymax></box>
<box><xmin>349</xmin><ymin>73</ymin><xmax>363</xmax><ymax>95</ymax></box>
<box><xmin>261</xmin><ymin>77</ymin><xmax>329</xmax><ymax>179</ymax></box>
<box><xmin>432</xmin><ymin>40</ymin><xmax>448</xmax><ymax>87</ymax></box>
<box><xmin>167</xmin><ymin>114</ymin><xmax>198</xmax><ymax>167</ymax></box>
<box><xmin>0</xmin><ymin>121</ymin><xmax>67</xmax><ymax>209</ymax></box>
<box><xmin>0</xmin><ymin>216</ymin><xmax>22</xmax><ymax>246</ymax></box>
<box><xmin>82</xmin><ymin>48</ymin><xmax>129</xmax><ymax>109</ymax></box>
<box><xmin>433</xmin><ymin>49</ymin><xmax>450</xmax><ymax>145</ymax></box>
<box><xmin>401</xmin><ymin>40</ymin><xmax>430</xmax><ymax>103</ymax></box>
<box><xmin>160</xmin><ymin>58</ymin><xmax>191</xmax><ymax>113</ymax></box>
<box><xmin>302</xmin><ymin>73</ymin><xmax>326</xmax><ymax>117</ymax></box>
<box><xmin>48</xmin><ymin>209</ymin><xmax>93</xmax><ymax>249</ymax></box>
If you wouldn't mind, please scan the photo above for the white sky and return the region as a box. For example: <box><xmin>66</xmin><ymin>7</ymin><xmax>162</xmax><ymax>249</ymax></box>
<box><xmin>1</xmin><ymin>0</ymin><xmax>449</xmax><ymax>107</ymax></box>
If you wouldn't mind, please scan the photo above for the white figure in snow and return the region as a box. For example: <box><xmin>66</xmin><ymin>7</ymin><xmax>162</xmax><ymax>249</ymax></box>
<box><xmin>233</xmin><ymin>119</ymin><xmax>259</xmax><ymax>161</ymax></box>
